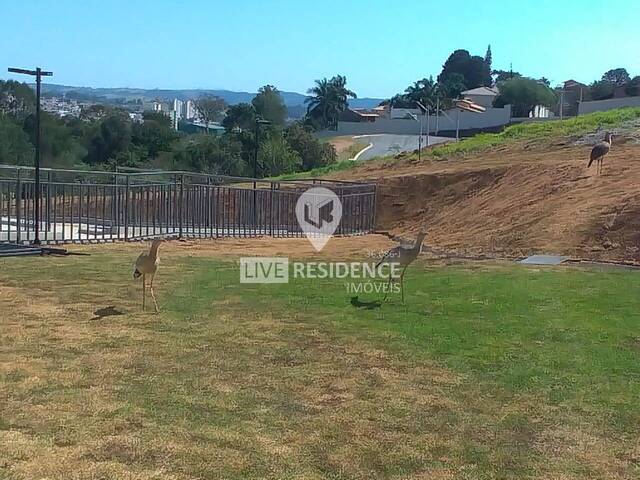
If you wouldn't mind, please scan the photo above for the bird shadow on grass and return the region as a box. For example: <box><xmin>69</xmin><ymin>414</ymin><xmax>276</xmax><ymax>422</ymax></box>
<box><xmin>569</xmin><ymin>175</ymin><xmax>591</xmax><ymax>182</ymax></box>
<box><xmin>90</xmin><ymin>306</ymin><xmax>124</xmax><ymax>321</ymax></box>
<box><xmin>350</xmin><ymin>296</ymin><xmax>382</xmax><ymax>310</ymax></box>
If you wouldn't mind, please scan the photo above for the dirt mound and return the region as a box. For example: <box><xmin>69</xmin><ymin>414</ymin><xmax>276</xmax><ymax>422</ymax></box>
<box><xmin>332</xmin><ymin>138</ymin><xmax>640</xmax><ymax>263</ymax></box>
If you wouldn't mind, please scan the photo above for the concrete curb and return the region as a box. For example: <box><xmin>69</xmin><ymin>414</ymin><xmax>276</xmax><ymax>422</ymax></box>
<box><xmin>351</xmin><ymin>142</ymin><xmax>373</xmax><ymax>161</ymax></box>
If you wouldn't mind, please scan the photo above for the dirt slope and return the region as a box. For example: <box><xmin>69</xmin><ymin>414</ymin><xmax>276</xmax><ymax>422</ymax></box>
<box><xmin>331</xmin><ymin>137</ymin><xmax>640</xmax><ymax>263</ymax></box>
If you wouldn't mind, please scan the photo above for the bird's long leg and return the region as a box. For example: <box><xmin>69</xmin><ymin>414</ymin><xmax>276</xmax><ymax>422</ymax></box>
<box><xmin>382</xmin><ymin>269</ymin><xmax>393</xmax><ymax>302</ymax></box>
<box><xmin>400</xmin><ymin>266</ymin><xmax>408</xmax><ymax>303</ymax></box>
<box><xmin>149</xmin><ymin>273</ymin><xmax>159</xmax><ymax>313</ymax></box>
<box><xmin>142</xmin><ymin>274</ymin><xmax>146</xmax><ymax>311</ymax></box>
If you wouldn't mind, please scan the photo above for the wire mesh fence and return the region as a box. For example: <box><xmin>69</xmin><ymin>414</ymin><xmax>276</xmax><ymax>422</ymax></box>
<box><xmin>0</xmin><ymin>165</ymin><xmax>377</xmax><ymax>244</ymax></box>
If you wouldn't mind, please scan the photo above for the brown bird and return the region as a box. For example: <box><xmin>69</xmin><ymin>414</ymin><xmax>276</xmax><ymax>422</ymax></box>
<box><xmin>376</xmin><ymin>231</ymin><xmax>427</xmax><ymax>302</ymax></box>
<box><xmin>588</xmin><ymin>132</ymin><xmax>613</xmax><ymax>175</ymax></box>
<box><xmin>133</xmin><ymin>238</ymin><xmax>162</xmax><ymax>313</ymax></box>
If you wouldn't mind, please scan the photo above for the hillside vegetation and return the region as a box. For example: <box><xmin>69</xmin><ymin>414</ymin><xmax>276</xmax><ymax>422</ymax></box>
<box><xmin>331</xmin><ymin>107</ymin><xmax>640</xmax><ymax>263</ymax></box>
<box><xmin>428</xmin><ymin>107</ymin><xmax>640</xmax><ymax>158</ymax></box>
<box><xmin>279</xmin><ymin>107</ymin><xmax>640</xmax><ymax>181</ymax></box>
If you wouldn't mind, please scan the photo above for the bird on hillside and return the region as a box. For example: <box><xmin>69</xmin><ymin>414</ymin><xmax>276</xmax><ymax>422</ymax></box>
<box><xmin>588</xmin><ymin>132</ymin><xmax>613</xmax><ymax>175</ymax></box>
<box><xmin>133</xmin><ymin>238</ymin><xmax>163</xmax><ymax>313</ymax></box>
<box><xmin>376</xmin><ymin>231</ymin><xmax>427</xmax><ymax>302</ymax></box>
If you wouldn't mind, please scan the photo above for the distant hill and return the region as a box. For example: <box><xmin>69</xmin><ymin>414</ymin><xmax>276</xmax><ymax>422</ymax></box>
<box><xmin>38</xmin><ymin>84</ymin><xmax>384</xmax><ymax>118</ymax></box>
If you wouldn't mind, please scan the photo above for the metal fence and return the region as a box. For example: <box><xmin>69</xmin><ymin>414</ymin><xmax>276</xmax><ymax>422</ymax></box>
<box><xmin>0</xmin><ymin>165</ymin><xmax>377</xmax><ymax>244</ymax></box>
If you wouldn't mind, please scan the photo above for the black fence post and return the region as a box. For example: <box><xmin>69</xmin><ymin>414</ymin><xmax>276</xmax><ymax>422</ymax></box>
<box><xmin>124</xmin><ymin>175</ymin><xmax>130</xmax><ymax>241</ymax></box>
<box><xmin>15</xmin><ymin>169</ymin><xmax>22</xmax><ymax>244</ymax></box>
<box><xmin>178</xmin><ymin>174</ymin><xmax>184</xmax><ymax>239</ymax></box>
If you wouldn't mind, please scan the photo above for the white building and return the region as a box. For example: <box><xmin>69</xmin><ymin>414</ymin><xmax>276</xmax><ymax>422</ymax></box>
<box><xmin>183</xmin><ymin>100</ymin><xmax>196</xmax><ymax>120</ymax></box>
<box><xmin>173</xmin><ymin>99</ymin><xmax>184</xmax><ymax>119</ymax></box>
<box><xmin>169</xmin><ymin>110</ymin><xmax>179</xmax><ymax>131</ymax></box>
<box><xmin>460</xmin><ymin>86</ymin><xmax>499</xmax><ymax>108</ymax></box>
<box><xmin>129</xmin><ymin>112</ymin><xmax>143</xmax><ymax>123</ymax></box>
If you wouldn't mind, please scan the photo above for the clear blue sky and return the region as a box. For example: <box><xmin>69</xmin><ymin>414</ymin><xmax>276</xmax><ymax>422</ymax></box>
<box><xmin>2</xmin><ymin>0</ymin><xmax>639</xmax><ymax>98</ymax></box>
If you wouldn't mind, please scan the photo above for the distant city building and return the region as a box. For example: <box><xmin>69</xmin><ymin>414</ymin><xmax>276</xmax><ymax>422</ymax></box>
<box><xmin>129</xmin><ymin>112</ymin><xmax>144</xmax><ymax>123</ymax></box>
<box><xmin>40</xmin><ymin>96</ymin><xmax>82</xmax><ymax>118</ymax></box>
<box><xmin>169</xmin><ymin>110</ymin><xmax>179</xmax><ymax>131</ymax></box>
<box><xmin>183</xmin><ymin>100</ymin><xmax>196</xmax><ymax>120</ymax></box>
<box><xmin>152</xmin><ymin>101</ymin><xmax>163</xmax><ymax>112</ymax></box>
<box><xmin>173</xmin><ymin>99</ymin><xmax>183</xmax><ymax>119</ymax></box>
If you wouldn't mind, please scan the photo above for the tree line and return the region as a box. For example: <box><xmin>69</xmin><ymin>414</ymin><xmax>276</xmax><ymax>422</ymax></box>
<box><xmin>0</xmin><ymin>81</ymin><xmax>336</xmax><ymax>178</ymax></box>
<box><xmin>2</xmin><ymin>49</ymin><xmax>638</xmax><ymax>176</ymax></box>
<box><xmin>383</xmin><ymin>46</ymin><xmax>639</xmax><ymax>118</ymax></box>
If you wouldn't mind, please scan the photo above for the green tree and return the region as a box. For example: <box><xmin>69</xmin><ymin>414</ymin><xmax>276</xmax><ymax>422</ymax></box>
<box><xmin>590</xmin><ymin>80</ymin><xmax>615</xmax><ymax>100</ymax></box>
<box><xmin>0</xmin><ymin>80</ymin><xmax>35</xmax><ymax>118</ymax></box>
<box><xmin>493</xmin><ymin>77</ymin><xmax>557</xmax><ymax>117</ymax></box>
<box><xmin>171</xmin><ymin>134</ymin><xmax>246</xmax><ymax>175</ymax></box>
<box><xmin>484</xmin><ymin>44</ymin><xmax>492</xmax><ymax>71</ymax></box>
<box><xmin>142</xmin><ymin>110</ymin><xmax>172</xmax><ymax>128</ymax></box>
<box><xmin>132</xmin><ymin>113</ymin><xmax>179</xmax><ymax>160</ymax></box>
<box><xmin>305</xmin><ymin>75</ymin><xmax>357</xmax><ymax>130</ymax></box>
<box><xmin>23</xmin><ymin>112</ymin><xmax>86</xmax><ymax>167</ymax></box>
<box><xmin>284</xmin><ymin>123</ymin><xmax>336</xmax><ymax>170</ymax></box>
<box><xmin>0</xmin><ymin>115</ymin><xmax>33</xmax><ymax>165</ymax></box>
<box><xmin>493</xmin><ymin>69</ymin><xmax>521</xmax><ymax>83</ymax></box>
<box><xmin>383</xmin><ymin>94</ymin><xmax>409</xmax><ymax>108</ymax></box>
<box><xmin>438</xmin><ymin>49</ymin><xmax>492</xmax><ymax>89</ymax></box>
<box><xmin>404</xmin><ymin>76</ymin><xmax>439</xmax><ymax>109</ymax></box>
<box><xmin>86</xmin><ymin>111</ymin><xmax>132</xmax><ymax>165</ymax></box>
<box><xmin>437</xmin><ymin>73</ymin><xmax>467</xmax><ymax>106</ymax></box>
<box><xmin>194</xmin><ymin>95</ymin><xmax>226</xmax><ymax>133</ymax></box>
<box><xmin>252</xmin><ymin>85</ymin><xmax>286</xmax><ymax>126</ymax></box>
<box><xmin>625</xmin><ymin>76</ymin><xmax>640</xmax><ymax>97</ymax></box>
<box><xmin>601</xmin><ymin>68</ymin><xmax>630</xmax><ymax>86</ymax></box>
<box><xmin>222</xmin><ymin>103</ymin><xmax>257</xmax><ymax>132</ymax></box>
<box><xmin>258</xmin><ymin>133</ymin><xmax>301</xmax><ymax>176</ymax></box>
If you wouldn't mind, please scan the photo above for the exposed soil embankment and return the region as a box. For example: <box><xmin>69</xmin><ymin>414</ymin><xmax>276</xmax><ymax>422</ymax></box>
<box><xmin>332</xmin><ymin>139</ymin><xmax>640</xmax><ymax>263</ymax></box>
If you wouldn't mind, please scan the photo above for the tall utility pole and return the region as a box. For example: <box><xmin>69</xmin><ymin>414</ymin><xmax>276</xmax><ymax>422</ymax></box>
<box><xmin>8</xmin><ymin>67</ymin><xmax>53</xmax><ymax>245</ymax></box>
<box><xmin>408</xmin><ymin>112</ymin><xmax>422</xmax><ymax>162</ymax></box>
<box><xmin>416</xmin><ymin>101</ymin><xmax>430</xmax><ymax>153</ymax></box>
<box><xmin>435</xmin><ymin>97</ymin><xmax>440</xmax><ymax>135</ymax></box>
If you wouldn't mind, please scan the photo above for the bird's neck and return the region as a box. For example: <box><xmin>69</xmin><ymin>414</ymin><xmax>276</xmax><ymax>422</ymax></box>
<box><xmin>149</xmin><ymin>242</ymin><xmax>161</xmax><ymax>258</ymax></box>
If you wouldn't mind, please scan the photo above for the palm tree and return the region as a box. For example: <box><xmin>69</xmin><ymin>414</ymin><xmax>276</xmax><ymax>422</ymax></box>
<box><xmin>306</xmin><ymin>78</ymin><xmax>332</xmax><ymax>127</ymax></box>
<box><xmin>330</xmin><ymin>74</ymin><xmax>357</xmax><ymax>106</ymax></box>
<box><xmin>404</xmin><ymin>77</ymin><xmax>438</xmax><ymax>109</ymax></box>
<box><xmin>305</xmin><ymin>75</ymin><xmax>357</xmax><ymax>129</ymax></box>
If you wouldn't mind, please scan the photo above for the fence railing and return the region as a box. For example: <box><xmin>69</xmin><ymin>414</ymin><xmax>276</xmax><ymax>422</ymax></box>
<box><xmin>0</xmin><ymin>165</ymin><xmax>376</xmax><ymax>244</ymax></box>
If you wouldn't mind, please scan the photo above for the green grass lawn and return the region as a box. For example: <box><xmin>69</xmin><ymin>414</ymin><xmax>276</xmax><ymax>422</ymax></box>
<box><xmin>1</xmin><ymin>250</ymin><xmax>639</xmax><ymax>478</ymax></box>
<box><xmin>426</xmin><ymin>106</ymin><xmax>640</xmax><ymax>159</ymax></box>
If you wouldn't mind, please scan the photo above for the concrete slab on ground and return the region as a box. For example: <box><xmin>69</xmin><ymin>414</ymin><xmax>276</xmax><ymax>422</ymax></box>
<box><xmin>0</xmin><ymin>243</ymin><xmax>43</xmax><ymax>257</ymax></box>
<box><xmin>519</xmin><ymin>255</ymin><xmax>570</xmax><ymax>265</ymax></box>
